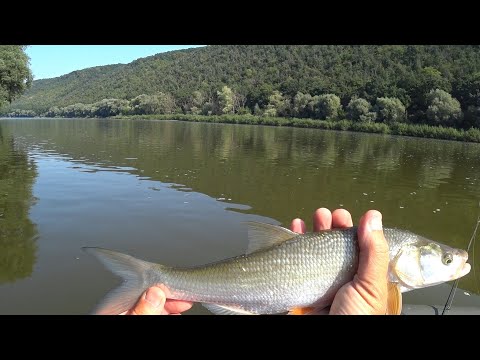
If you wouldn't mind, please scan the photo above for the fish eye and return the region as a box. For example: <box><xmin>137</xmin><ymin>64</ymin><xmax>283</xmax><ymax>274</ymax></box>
<box><xmin>442</xmin><ymin>253</ymin><xmax>453</xmax><ymax>265</ymax></box>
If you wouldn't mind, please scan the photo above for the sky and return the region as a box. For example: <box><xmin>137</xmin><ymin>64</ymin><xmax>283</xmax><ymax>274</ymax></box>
<box><xmin>25</xmin><ymin>45</ymin><xmax>205</xmax><ymax>80</ymax></box>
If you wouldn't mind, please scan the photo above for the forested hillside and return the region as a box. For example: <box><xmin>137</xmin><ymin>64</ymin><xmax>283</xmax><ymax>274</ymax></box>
<box><xmin>6</xmin><ymin>45</ymin><xmax>480</xmax><ymax>128</ymax></box>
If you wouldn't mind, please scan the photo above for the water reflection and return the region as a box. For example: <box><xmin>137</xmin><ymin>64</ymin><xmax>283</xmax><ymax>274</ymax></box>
<box><xmin>0</xmin><ymin>123</ymin><xmax>38</xmax><ymax>283</ymax></box>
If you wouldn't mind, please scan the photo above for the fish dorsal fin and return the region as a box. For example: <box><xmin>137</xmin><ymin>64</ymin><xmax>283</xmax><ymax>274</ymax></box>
<box><xmin>202</xmin><ymin>303</ymin><xmax>256</xmax><ymax>315</ymax></box>
<box><xmin>386</xmin><ymin>282</ymin><xmax>403</xmax><ymax>315</ymax></box>
<box><xmin>245</xmin><ymin>221</ymin><xmax>298</xmax><ymax>255</ymax></box>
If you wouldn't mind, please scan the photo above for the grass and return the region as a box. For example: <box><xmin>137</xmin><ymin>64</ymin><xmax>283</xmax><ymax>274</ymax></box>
<box><xmin>112</xmin><ymin>114</ymin><xmax>480</xmax><ymax>143</ymax></box>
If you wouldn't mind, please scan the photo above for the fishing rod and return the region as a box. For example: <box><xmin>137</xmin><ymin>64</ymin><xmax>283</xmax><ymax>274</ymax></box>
<box><xmin>441</xmin><ymin>210</ymin><xmax>480</xmax><ymax>315</ymax></box>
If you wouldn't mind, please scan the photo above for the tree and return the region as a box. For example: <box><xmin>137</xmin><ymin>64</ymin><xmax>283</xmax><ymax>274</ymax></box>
<box><xmin>0</xmin><ymin>46</ymin><xmax>33</xmax><ymax>108</ymax></box>
<box><xmin>246</xmin><ymin>83</ymin><xmax>274</xmax><ymax>110</ymax></box>
<box><xmin>465</xmin><ymin>105</ymin><xmax>480</xmax><ymax>128</ymax></box>
<box><xmin>189</xmin><ymin>90</ymin><xmax>205</xmax><ymax>115</ymax></box>
<box><xmin>452</xmin><ymin>72</ymin><xmax>480</xmax><ymax>113</ymax></box>
<box><xmin>202</xmin><ymin>102</ymin><xmax>214</xmax><ymax>116</ymax></box>
<box><xmin>346</xmin><ymin>97</ymin><xmax>376</xmax><ymax>122</ymax></box>
<box><xmin>264</xmin><ymin>90</ymin><xmax>289</xmax><ymax>117</ymax></box>
<box><xmin>419</xmin><ymin>67</ymin><xmax>451</xmax><ymax>93</ymax></box>
<box><xmin>233</xmin><ymin>91</ymin><xmax>247</xmax><ymax>114</ymax></box>
<box><xmin>6</xmin><ymin>109</ymin><xmax>36</xmax><ymax>117</ymax></box>
<box><xmin>316</xmin><ymin>94</ymin><xmax>342</xmax><ymax>120</ymax></box>
<box><xmin>46</xmin><ymin>106</ymin><xmax>61</xmax><ymax>117</ymax></box>
<box><xmin>292</xmin><ymin>92</ymin><xmax>316</xmax><ymax>118</ymax></box>
<box><xmin>263</xmin><ymin>107</ymin><xmax>277</xmax><ymax>117</ymax></box>
<box><xmin>253</xmin><ymin>103</ymin><xmax>262</xmax><ymax>116</ymax></box>
<box><xmin>130</xmin><ymin>94</ymin><xmax>160</xmax><ymax>115</ymax></box>
<box><xmin>375</xmin><ymin>97</ymin><xmax>406</xmax><ymax>124</ymax></box>
<box><xmin>406</xmin><ymin>66</ymin><xmax>451</xmax><ymax>122</ymax></box>
<box><xmin>236</xmin><ymin>106</ymin><xmax>251</xmax><ymax>115</ymax></box>
<box><xmin>217</xmin><ymin>86</ymin><xmax>234</xmax><ymax>114</ymax></box>
<box><xmin>456</xmin><ymin>73</ymin><xmax>480</xmax><ymax>129</ymax></box>
<box><xmin>156</xmin><ymin>92</ymin><xmax>176</xmax><ymax>114</ymax></box>
<box><xmin>425</xmin><ymin>89</ymin><xmax>462</xmax><ymax>126</ymax></box>
<box><xmin>93</xmin><ymin>98</ymin><xmax>131</xmax><ymax>117</ymax></box>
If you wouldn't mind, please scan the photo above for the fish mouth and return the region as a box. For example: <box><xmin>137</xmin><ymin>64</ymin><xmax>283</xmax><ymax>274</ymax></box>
<box><xmin>459</xmin><ymin>262</ymin><xmax>471</xmax><ymax>278</ymax></box>
<box><xmin>457</xmin><ymin>250</ymin><xmax>471</xmax><ymax>278</ymax></box>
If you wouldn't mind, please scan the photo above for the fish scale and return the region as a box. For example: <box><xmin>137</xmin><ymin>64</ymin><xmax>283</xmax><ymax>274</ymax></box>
<box><xmin>157</xmin><ymin>230</ymin><xmax>358</xmax><ymax>314</ymax></box>
<box><xmin>84</xmin><ymin>224</ymin><xmax>470</xmax><ymax>315</ymax></box>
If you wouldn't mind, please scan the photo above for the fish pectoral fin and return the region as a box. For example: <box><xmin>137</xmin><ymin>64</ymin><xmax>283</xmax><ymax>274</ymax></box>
<box><xmin>245</xmin><ymin>221</ymin><xmax>297</xmax><ymax>254</ymax></box>
<box><xmin>202</xmin><ymin>303</ymin><xmax>256</xmax><ymax>315</ymax></box>
<box><xmin>386</xmin><ymin>282</ymin><xmax>403</xmax><ymax>315</ymax></box>
<box><xmin>287</xmin><ymin>307</ymin><xmax>316</xmax><ymax>315</ymax></box>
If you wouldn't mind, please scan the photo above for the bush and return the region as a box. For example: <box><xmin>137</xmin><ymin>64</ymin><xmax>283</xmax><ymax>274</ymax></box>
<box><xmin>374</xmin><ymin>97</ymin><xmax>406</xmax><ymax>124</ymax></box>
<box><xmin>316</xmin><ymin>94</ymin><xmax>342</xmax><ymax>120</ymax></box>
<box><xmin>347</xmin><ymin>97</ymin><xmax>371</xmax><ymax>122</ymax></box>
<box><xmin>425</xmin><ymin>89</ymin><xmax>463</xmax><ymax>126</ymax></box>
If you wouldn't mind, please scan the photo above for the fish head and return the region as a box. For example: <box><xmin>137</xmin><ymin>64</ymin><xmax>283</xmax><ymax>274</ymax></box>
<box><xmin>391</xmin><ymin>240</ymin><xmax>471</xmax><ymax>290</ymax></box>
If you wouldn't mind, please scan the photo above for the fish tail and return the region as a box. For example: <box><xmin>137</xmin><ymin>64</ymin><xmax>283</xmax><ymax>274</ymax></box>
<box><xmin>83</xmin><ymin>247</ymin><xmax>158</xmax><ymax>315</ymax></box>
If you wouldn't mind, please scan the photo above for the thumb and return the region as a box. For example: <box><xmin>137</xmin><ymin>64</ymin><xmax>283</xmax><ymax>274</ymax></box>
<box><xmin>128</xmin><ymin>287</ymin><xmax>166</xmax><ymax>315</ymax></box>
<box><xmin>354</xmin><ymin>210</ymin><xmax>390</xmax><ymax>312</ymax></box>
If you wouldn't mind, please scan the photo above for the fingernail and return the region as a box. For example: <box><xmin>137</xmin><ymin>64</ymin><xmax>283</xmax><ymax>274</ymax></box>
<box><xmin>368</xmin><ymin>213</ymin><xmax>383</xmax><ymax>231</ymax></box>
<box><xmin>145</xmin><ymin>288</ymin><xmax>161</xmax><ymax>308</ymax></box>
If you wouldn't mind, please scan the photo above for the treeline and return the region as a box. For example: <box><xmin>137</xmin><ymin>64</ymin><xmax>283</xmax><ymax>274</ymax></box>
<box><xmin>115</xmin><ymin>114</ymin><xmax>480</xmax><ymax>143</ymax></box>
<box><xmin>5</xmin><ymin>85</ymin><xmax>474</xmax><ymax>129</ymax></box>
<box><xmin>4</xmin><ymin>45</ymin><xmax>480</xmax><ymax>129</ymax></box>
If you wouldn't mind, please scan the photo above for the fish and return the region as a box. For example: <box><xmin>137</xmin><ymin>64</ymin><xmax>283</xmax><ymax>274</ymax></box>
<box><xmin>83</xmin><ymin>222</ymin><xmax>471</xmax><ymax>315</ymax></box>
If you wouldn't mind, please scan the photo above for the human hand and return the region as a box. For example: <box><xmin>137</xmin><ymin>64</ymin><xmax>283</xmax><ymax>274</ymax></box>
<box><xmin>290</xmin><ymin>208</ymin><xmax>390</xmax><ymax>315</ymax></box>
<box><xmin>123</xmin><ymin>286</ymin><xmax>193</xmax><ymax>315</ymax></box>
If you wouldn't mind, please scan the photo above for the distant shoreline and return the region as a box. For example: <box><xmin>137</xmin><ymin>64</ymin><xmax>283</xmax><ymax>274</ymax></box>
<box><xmin>3</xmin><ymin>114</ymin><xmax>479</xmax><ymax>143</ymax></box>
<box><xmin>111</xmin><ymin>114</ymin><xmax>480</xmax><ymax>143</ymax></box>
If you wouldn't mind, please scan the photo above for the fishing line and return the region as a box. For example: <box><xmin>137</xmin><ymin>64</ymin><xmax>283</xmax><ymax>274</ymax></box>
<box><xmin>441</xmin><ymin>206</ymin><xmax>480</xmax><ymax>315</ymax></box>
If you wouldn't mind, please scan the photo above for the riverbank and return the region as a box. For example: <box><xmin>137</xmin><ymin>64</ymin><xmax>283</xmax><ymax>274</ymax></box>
<box><xmin>113</xmin><ymin>114</ymin><xmax>480</xmax><ymax>143</ymax></box>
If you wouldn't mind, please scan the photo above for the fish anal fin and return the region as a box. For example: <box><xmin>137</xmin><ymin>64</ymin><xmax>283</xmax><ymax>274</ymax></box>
<box><xmin>386</xmin><ymin>282</ymin><xmax>403</xmax><ymax>315</ymax></box>
<box><xmin>202</xmin><ymin>303</ymin><xmax>256</xmax><ymax>315</ymax></box>
<box><xmin>288</xmin><ymin>307</ymin><xmax>316</xmax><ymax>315</ymax></box>
<box><xmin>245</xmin><ymin>221</ymin><xmax>297</xmax><ymax>254</ymax></box>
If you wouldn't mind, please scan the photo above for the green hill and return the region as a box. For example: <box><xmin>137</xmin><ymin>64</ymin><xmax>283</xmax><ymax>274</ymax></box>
<box><xmin>7</xmin><ymin>45</ymin><xmax>480</xmax><ymax>127</ymax></box>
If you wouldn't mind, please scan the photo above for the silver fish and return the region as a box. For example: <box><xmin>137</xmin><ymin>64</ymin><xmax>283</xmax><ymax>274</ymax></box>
<box><xmin>84</xmin><ymin>222</ymin><xmax>471</xmax><ymax>315</ymax></box>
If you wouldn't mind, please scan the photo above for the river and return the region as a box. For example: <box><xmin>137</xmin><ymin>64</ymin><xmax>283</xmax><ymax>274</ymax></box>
<box><xmin>0</xmin><ymin>118</ymin><xmax>479</xmax><ymax>314</ymax></box>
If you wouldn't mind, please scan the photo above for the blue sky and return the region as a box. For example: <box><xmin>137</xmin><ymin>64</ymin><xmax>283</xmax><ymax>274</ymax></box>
<box><xmin>25</xmin><ymin>45</ymin><xmax>205</xmax><ymax>80</ymax></box>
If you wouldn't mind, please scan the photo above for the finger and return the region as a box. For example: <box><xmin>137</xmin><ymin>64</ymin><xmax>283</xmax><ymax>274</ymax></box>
<box><xmin>127</xmin><ymin>286</ymin><xmax>166</xmax><ymax>315</ymax></box>
<box><xmin>291</xmin><ymin>218</ymin><xmax>306</xmax><ymax>234</ymax></box>
<box><xmin>331</xmin><ymin>209</ymin><xmax>353</xmax><ymax>229</ymax></box>
<box><xmin>164</xmin><ymin>299</ymin><xmax>194</xmax><ymax>314</ymax></box>
<box><xmin>354</xmin><ymin>210</ymin><xmax>389</xmax><ymax>312</ymax></box>
<box><xmin>313</xmin><ymin>208</ymin><xmax>332</xmax><ymax>231</ymax></box>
